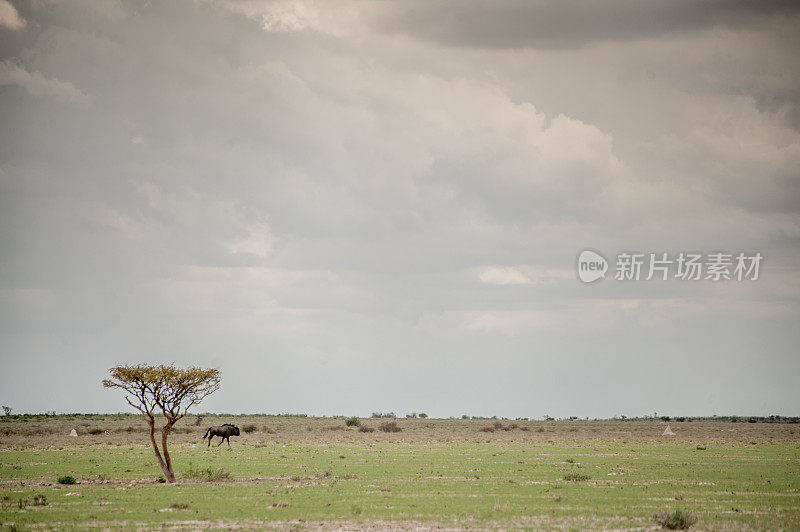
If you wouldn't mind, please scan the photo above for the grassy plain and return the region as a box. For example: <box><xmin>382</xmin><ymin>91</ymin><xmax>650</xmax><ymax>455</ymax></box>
<box><xmin>1</xmin><ymin>415</ymin><xmax>799</xmax><ymax>530</ymax></box>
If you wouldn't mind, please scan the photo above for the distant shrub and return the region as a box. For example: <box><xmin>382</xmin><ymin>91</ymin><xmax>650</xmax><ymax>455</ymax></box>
<box><xmin>57</xmin><ymin>475</ymin><xmax>76</xmax><ymax>485</ymax></box>
<box><xmin>696</xmin><ymin>445</ymin><xmax>707</xmax><ymax>450</ymax></box>
<box><xmin>156</xmin><ymin>476</ymin><xmax>166</xmax><ymax>483</ymax></box>
<box><xmin>563</xmin><ymin>473</ymin><xmax>590</xmax><ymax>482</ymax></box>
<box><xmin>88</xmin><ymin>428</ymin><xmax>103</xmax><ymax>435</ymax></box>
<box><xmin>242</xmin><ymin>424</ymin><xmax>258</xmax><ymax>433</ymax></box>
<box><xmin>185</xmin><ymin>466</ymin><xmax>231</xmax><ymax>482</ymax></box>
<box><xmin>461</xmin><ymin>415</ymin><xmax>469</xmax><ymax>419</ymax></box>
<box><xmin>371</xmin><ymin>412</ymin><xmax>396</xmax><ymax>418</ymax></box>
<box><xmin>358</xmin><ymin>425</ymin><xmax>375</xmax><ymax>433</ymax></box>
<box><xmin>480</xmin><ymin>427</ymin><xmax>495</xmax><ymax>433</ymax></box>
<box><xmin>19</xmin><ymin>495</ymin><xmax>48</xmax><ymax>509</ymax></box>
<box><xmin>345</xmin><ymin>417</ymin><xmax>360</xmax><ymax>427</ymax></box>
<box><xmin>419</xmin><ymin>413</ymin><xmax>427</xmax><ymax>418</ymax></box>
<box><xmin>493</xmin><ymin>421</ymin><xmax>503</xmax><ymax>429</ymax></box>
<box><xmin>536</xmin><ymin>427</ymin><xmax>545</xmax><ymax>433</ymax></box>
<box><xmin>379</xmin><ymin>421</ymin><xmax>401</xmax><ymax>433</ymax></box>
<box><xmin>565</xmin><ymin>458</ymin><xmax>575</xmax><ymax>463</ymax></box>
<box><xmin>654</xmin><ymin>509</ymin><xmax>697</xmax><ymax>530</ymax></box>
<box><xmin>32</xmin><ymin>494</ymin><xmax>48</xmax><ymax>506</ymax></box>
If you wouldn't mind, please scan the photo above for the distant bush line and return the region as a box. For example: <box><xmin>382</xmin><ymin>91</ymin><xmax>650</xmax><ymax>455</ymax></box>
<box><xmin>1</xmin><ymin>413</ymin><xmax>797</xmax><ymax>424</ymax></box>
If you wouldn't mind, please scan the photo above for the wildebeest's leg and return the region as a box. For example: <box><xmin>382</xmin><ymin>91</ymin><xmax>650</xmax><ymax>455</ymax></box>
<box><xmin>227</xmin><ymin>437</ymin><xmax>231</xmax><ymax>447</ymax></box>
<box><xmin>207</xmin><ymin>435</ymin><xmax>212</xmax><ymax>447</ymax></box>
<box><xmin>217</xmin><ymin>438</ymin><xmax>224</xmax><ymax>447</ymax></box>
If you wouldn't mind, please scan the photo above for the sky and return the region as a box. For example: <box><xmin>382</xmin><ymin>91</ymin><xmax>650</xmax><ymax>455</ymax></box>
<box><xmin>1</xmin><ymin>0</ymin><xmax>798</xmax><ymax>419</ymax></box>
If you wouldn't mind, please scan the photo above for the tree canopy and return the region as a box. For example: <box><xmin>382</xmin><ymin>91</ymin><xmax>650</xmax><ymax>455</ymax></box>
<box><xmin>104</xmin><ymin>364</ymin><xmax>220</xmax><ymax>421</ymax></box>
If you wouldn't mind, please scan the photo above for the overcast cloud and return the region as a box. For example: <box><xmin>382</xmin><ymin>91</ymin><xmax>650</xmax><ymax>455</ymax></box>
<box><xmin>1</xmin><ymin>0</ymin><xmax>798</xmax><ymax>418</ymax></box>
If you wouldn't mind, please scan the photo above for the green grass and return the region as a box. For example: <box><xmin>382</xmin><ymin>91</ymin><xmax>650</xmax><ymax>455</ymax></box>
<box><xmin>1</xmin><ymin>416</ymin><xmax>799</xmax><ymax>529</ymax></box>
<box><xmin>562</xmin><ymin>471</ymin><xmax>590</xmax><ymax>482</ymax></box>
<box><xmin>183</xmin><ymin>465</ymin><xmax>232</xmax><ymax>482</ymax></box>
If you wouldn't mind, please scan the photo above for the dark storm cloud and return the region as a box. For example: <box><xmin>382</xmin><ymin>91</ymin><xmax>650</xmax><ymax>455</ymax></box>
<box><xmin>376</xmin><ymin>0</ymin><xmax>800</xmax><ymax>49</ymax></box>
<box><xmin>1</xmin><ymin>0</ymin><xmax>799</xmax><ymax>417</ymax></box>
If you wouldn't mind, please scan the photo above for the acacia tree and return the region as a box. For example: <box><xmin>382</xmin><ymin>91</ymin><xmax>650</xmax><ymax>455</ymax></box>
<box><xmin>103</xmin><ymin>364</ymin><xmax>221</xmax><ymax>483</ymax></box>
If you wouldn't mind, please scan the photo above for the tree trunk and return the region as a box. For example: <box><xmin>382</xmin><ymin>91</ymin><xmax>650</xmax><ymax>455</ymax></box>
<box><xmin>161</xmin><ymin>422</ymin><xmax>175</xmax><ymax>483</ymax></box>
<box><xmin>147</xmin><ymin>415</ymin><xmax>173</xmax><ymax>482</ymax></box>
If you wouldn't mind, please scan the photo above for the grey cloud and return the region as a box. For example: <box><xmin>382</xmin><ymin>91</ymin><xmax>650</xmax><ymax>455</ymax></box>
<box><xmin>0</xmin><ymin>59</ymin><xmax>89</xmax><ymax>103</ymax></box>
<box><xmin>374</xmin><ymin>0</ymin><xmax>800</xmax><ymax>49</ymax></box>
<box><xmin>0</xmin><ymin>0</ymin><xmax>25</xmax><ymax>30</ymax></box>
<box><xmin>1</xmin><ymin>0</ymin><xmax>798</xmax><ymax>417</ymax></box>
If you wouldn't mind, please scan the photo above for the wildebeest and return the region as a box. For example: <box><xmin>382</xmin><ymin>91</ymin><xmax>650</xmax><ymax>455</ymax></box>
<box><xmin>202</xmin><ymin>423</ymin><xmax>240</xmax><ymax>447</ymax></box>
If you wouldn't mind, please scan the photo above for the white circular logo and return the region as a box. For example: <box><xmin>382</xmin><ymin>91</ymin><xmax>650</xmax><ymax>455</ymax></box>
<box><xmin>577</xmin><ymin>250</ymin><xmax>608</xmax><ymax>283</ymax></box>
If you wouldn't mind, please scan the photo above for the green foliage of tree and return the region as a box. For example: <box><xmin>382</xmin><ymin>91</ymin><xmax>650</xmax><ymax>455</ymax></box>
<box><xmin>103</xmin><ymin>364</ymin><xmax>220</xmax><ymax>482</ymax></box>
